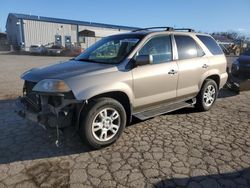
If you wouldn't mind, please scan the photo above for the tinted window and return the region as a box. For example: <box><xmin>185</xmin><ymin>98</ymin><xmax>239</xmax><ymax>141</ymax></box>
<box><xmin>197</xmin><ymin>35</ymin><xmax>223</xmax><ymax>55</ymax></box>
<box><xmin>138</xmin><ymin>35</ymin><xmax>172</xmax><ymax>64</ymax></box>
<box><xmin>175</xmin><ymin>35</ymin><xmax>204</xmax><ymax>60</ymax></box>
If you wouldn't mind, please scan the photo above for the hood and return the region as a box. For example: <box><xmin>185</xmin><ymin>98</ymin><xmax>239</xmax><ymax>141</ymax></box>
<box><xmin>22</xmin><ymin>60</ymin><xmax>117</xmax><ymax>82</ymax></box>
<box><xmin>238</xmin><ymin>55</ymin><xmax>250</xmax><ymax>65</ymax></box>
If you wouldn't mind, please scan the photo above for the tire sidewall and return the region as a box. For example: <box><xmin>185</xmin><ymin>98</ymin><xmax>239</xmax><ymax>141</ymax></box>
<box><xmin>201</xmin><ymin>80</ymin><xmax>218</xmax><ymax>111</ymax></box>
<box><xmin>81</xmin><ymin>98</ymin><xmax>126</xmax><ymax>148</ymax></box>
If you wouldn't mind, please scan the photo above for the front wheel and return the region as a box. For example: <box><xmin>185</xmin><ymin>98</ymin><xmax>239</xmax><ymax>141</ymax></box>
<box><xmin>195</xmin><ymin>79</ymin><xmax>218</xmax><ymax>111</ymax></box>
<box><xmin>79</xmin><ymin>97</ymin><xmax>126</xmax><ymax>149</ymax></box>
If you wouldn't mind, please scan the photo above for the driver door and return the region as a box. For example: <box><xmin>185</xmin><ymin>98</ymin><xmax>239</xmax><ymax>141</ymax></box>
<box><xmin>132</xmin><ymin>35</ymin><xmax>178</xmax><ymax>111</ymax></box>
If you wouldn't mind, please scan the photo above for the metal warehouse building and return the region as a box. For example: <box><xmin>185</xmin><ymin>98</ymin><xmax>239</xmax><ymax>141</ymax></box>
<box><xmin>6</xmin><ymin>13</ymin><xmax>137</xmax><ymax>51</ymax></box>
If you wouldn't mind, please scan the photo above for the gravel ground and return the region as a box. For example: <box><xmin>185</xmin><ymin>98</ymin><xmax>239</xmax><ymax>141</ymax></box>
<box><xmin>0</xmin><ymin>54</ymin><xmax>249</xmax><ymax>188</ymax></box>
<box><xmin>0</xmin><ymin>53</ymin><xmax>69</xmax><ymax>99</ymax></box>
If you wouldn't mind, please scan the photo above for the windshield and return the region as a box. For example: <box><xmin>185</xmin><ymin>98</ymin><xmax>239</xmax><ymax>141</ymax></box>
<box><xmin>75</xmin><ymin>35</ymin><xmax>141</xmax><ymax>64</ymax></box>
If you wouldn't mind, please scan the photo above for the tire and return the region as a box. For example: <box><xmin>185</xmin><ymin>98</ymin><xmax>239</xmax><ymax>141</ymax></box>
<box><xmin>79</xmin><ymin>97</ymin><xmax>127</xmax><ymax>149</ymax></box>
<box><xmin>195</xmin><ymin>79</ymin><xmax>218</xmax><ymax>111</ymax></box>
<box><xmin>234</xmin><ymin>48</ymin><xmax>241</xmax><ymax>56</ymax></box>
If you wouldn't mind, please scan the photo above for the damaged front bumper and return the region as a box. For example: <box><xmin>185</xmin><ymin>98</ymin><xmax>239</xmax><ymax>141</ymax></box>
<box><xmin>15</xmin><ymin>92</ymin><xmax>81</xmax><ymax>129</ymax></box>
<box><xmin>226</xmin><ymin>74</ymin><xmax>250</xmax><ymax>92</ymax></box>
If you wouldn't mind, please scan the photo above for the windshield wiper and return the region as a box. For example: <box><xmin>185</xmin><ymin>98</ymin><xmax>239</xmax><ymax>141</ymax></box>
<box><xmin>76</xmin><ymin>58</ymin><xmax>117</xmax><ymax>64</ymax></box>
<box><xmin>74</xmin><ymin>58</ymin><xmax>97</xmax><ymax>63</ymax></box>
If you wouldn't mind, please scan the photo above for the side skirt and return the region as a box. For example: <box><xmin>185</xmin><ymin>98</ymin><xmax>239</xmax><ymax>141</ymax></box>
<box><xmin>133</xmin><ymin>98</ymin><xmax>196</xmax><ymax>120</ymax></box>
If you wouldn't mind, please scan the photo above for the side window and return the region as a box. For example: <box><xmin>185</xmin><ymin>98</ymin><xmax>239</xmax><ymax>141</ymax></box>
<box><xmin>197</xmin><ymin>43</ymin><xmax>205</xmax><ymax>57</ymax></box>
<box><xmin>138</xmin><ymin>35</ymin><xmax>172</xmax><ymax>64</ymax></box>
<box><xmin>196</xmin><ymin>35</ymin><xmax>223</xmax><ymax>55</ymax></box>
<box><xmin>175</xmin><ymin>35</ymin><xmax>204</xmax><ymax>60</ymax></box>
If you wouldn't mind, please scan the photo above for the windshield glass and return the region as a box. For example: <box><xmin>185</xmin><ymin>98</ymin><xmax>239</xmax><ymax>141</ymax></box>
<box><xmin>75</xmin><ymin>35</ymin><xmax>141</xmax><ymax>64</ymax></box>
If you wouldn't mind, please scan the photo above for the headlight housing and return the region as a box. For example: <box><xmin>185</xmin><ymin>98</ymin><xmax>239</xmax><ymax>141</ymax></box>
<box><xmin>33</xmin><ymin>79</ymin><xmax>71</xmax><ymax>93</ymax></box>
<box><xmin>231</xmin><ymin>60</ymin><xmax>240</xmax><ymax>75</ymax></box>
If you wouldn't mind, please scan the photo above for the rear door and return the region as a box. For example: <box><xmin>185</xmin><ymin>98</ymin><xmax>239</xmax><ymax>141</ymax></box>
<box><xmin>132</xmin><ymin>35</ymin><xmax>178</xmax><ymax>111</ymax></box>
<box><xmin>174</xmin><ymin>35</ymin><xmax>208</xmax><ymax>99</ymax></box>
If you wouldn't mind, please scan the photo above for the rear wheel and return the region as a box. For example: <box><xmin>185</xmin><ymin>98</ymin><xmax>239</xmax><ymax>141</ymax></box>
<box><xmin>195</xmin><ymin>79</ymin><xmax>218</xmax><ymax>111</ymax></box>
<box><xmin>79</xmin><ymin>97</ymin><xmax>126</xmax><ymax>149</ymax></box>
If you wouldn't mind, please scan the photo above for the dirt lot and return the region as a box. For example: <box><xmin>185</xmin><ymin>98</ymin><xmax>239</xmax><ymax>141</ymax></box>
<box><xmin>0</xmin><ymin>53</ymin><xmax>69</xmax><ymax>99</ymax></box>
<box><xmin>0</xmin><ymin>54</ymin><xmax>249</xmax><ymax>188</ymax></box>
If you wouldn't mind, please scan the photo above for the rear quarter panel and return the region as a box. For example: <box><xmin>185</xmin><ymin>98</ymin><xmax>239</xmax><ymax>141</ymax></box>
<box><xmin>202</xmin><ymin>54</ymin><xmax>228</xmax><ymax>89</ymax></box>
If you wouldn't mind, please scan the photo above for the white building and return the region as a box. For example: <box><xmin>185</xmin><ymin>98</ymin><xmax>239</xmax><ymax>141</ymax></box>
<box><xmin>6</xmin><ymin>13</ymin><xmax>137</xmax><ymax>51</ymax></box>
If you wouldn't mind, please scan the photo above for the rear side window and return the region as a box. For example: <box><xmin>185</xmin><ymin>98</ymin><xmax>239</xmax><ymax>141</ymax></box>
<box><xmin>174</xmin><ymin>35</ymin><xmax>205</xmax><ymax>60</ymax></box>
<box><xmin>196</xmin><ymin>35</ymin><xmax>223</xmax><ymax>55</ymax></box>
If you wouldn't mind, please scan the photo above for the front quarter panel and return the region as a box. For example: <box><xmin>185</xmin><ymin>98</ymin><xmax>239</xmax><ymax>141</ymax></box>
<box><xmin>64</xmin><ymin>67</ymin><xmax>134</xmax><ymax>103</ymax></box>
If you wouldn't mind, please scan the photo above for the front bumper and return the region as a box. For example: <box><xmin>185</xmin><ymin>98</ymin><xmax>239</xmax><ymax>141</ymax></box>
<box><xmin>232</xmin><ymin>63</ymin><xmax>250</xmax><ymax>79</ymax></box>
<box><xmin>15</xmin><ymin>93</ymin><xmax>80</xmax><ymax>129</ymax></box>
<box><xmin>16</xmin><ymin>96</ymin><xmax>40</xmax><ymax>123</ymax></box>
<box><xmin>238</xmin><ymin>67</ymin><xmax>250</xmax><ymax>79</ymax></box>
<box><xmin>226</xmin><ymin>74</ymin><xmax>250</xmax><ymax>92</ymax></box>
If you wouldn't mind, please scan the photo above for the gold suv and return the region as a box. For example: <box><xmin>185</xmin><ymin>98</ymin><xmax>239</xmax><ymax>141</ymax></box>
<box><xmin>17</xmin><ymin>27</ymin><xmax>228</xmax><ymax>148</ymax></box>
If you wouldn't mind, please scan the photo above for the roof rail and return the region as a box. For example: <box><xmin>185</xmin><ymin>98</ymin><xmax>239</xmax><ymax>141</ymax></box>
<box><xmin>174</xmin><ymin>28</ymin><xmax>195</xmax><ymax>32</ymax></box>
<box><xmin>132</xmin><ymin>27</ymin><xmax>174</xmax><ymax>32</ymax></box>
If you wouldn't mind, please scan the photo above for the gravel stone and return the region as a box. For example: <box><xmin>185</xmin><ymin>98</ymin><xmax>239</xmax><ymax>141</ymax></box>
<box><xmin>70</xmin><ymin>169</ymin><xmax>87</xmax><ymax>183</ymax></box>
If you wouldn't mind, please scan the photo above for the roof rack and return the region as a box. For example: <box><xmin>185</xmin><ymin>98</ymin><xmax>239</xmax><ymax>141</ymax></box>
<box><xmin>132</xmin><ymin>27</ymin><xmax>174</xmax><ymax>32</ymax></box>
<box><xmin>132</xmin><ymin>27</ymin><xmax>195</xmax><ymax>32</ymax></box>
<box><xmin>174</xmin><ymin>28</ymin><xmax>195</xmax><ymax>32</ymax></box>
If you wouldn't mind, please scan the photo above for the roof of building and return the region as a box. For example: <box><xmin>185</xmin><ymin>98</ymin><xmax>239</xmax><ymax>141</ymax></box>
<box><xmin>8</xmin><ymin>13</ymin><xmax>139</xmax><ymax>31</ymax></box>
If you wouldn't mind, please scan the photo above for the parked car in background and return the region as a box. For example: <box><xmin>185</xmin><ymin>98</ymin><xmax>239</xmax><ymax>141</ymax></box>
<box><xmin>64</xmin><ymin>43</ymin><xmax>83</xmax><ymax>56</ymax></box>
<box><xmin>17</xmin><ymin>27</ymin><xmax>228</xmax><ymax>148</ymax></box>
<box><xmin>231</xmin><ymin>49</ymin><xmax>250</xmax><ymax>79</ymax></box>
<box><xmin>29</xmin><ymin>44</ymin><xmax>47</xmax><ymax>55</ymax></box>
<box><xmin>47</xmin><ymin>45</ymin><xmax>65</xmax><ymax>55</ymax></box>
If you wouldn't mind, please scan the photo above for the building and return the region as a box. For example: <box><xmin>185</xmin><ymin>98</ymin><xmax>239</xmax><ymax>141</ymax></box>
<box><xmin>6</xmin><ymin>13</ymin><xmax>138</xmax><ymax>51</ymax></box>
<box><xmin>0</xmin><ymin>32</ymin><xmax>10</xmax><ymax>51</ymax></box>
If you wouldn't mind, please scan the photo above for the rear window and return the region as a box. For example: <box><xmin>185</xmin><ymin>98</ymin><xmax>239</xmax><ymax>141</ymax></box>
<box><xmin>196</xmin><ymin>35</ymin><xmax>223</xmax><ymax>55</ymax></box>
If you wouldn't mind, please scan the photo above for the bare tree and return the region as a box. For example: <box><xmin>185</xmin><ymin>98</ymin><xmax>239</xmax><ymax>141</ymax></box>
<box><xmin>212</xmin><ymin>31</ymin><xmax>248</xmax><ymax>42</ymax></box>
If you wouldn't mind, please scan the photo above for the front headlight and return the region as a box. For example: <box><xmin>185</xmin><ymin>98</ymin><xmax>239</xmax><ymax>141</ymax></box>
<box><xmin>33</xmin><ymin>79</ymin><xmax>71</xmax><ymax>93</ymax></box>
<box><xmin>231</xmin><ymin>60</ymin><xmax>240</xmax><ymax>75</ymax></box>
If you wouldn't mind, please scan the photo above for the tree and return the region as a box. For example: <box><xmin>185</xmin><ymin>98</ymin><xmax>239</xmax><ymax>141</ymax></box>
<box><xmin>212</xmin><ymin>31</ymin><xmax>248</xmax><ymax>42</ymax></box>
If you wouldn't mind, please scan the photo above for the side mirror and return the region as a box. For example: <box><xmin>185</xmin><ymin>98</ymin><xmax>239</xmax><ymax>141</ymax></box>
<box><xmin>135</xmin><ymin>55</ymin><xmax>153</xmax><ymax>66</ymax></box>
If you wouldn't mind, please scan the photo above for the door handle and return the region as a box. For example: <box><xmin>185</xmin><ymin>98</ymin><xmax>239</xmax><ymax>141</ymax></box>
<box><xmin>202</xmin><ymin>64</ymin><xmax>209</xmax><ymax>69</ymax></box>
<box><xmin>168</xmin><ymin>69</ymin><xmax>178</xmax><ymax>75</ymax></box>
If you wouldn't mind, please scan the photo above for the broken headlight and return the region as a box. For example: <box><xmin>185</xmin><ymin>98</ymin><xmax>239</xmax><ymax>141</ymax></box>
<box><xmin>33</xmin><ymin>79</ymin><xmax>71</xmax><ymax>93</ymax></box>
<box><xmin>231</xmin><ymin>60</ymin><xmax>240</xmax><ymax>76</ymax></box>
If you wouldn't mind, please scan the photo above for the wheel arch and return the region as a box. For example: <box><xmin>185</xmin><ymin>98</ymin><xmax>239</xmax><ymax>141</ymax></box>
<box><xmin>199</xmin><ymin>73</ymin><xmax>220</xmax><ymax>90</ymax></box>
<box><xmin>206</xmin><ymin>74</ymin><xmax>220</xmax><ymax>88</ymax></box>
<box><xmin>77</xmin><ymin>91</ymin><xmax>132</xmax><ymax>129</ymax></box>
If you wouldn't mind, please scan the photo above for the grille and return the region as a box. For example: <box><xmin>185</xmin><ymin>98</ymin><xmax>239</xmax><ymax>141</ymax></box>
<box><xmin>23</xmin><ymin>81</ymin><xmax>41</xmax><ymax>110</ymax></box>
